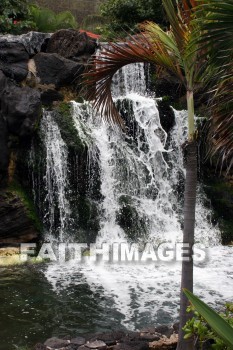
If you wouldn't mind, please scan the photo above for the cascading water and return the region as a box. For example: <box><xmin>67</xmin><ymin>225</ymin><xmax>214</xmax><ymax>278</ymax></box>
<box><xmin>30</xmin><ymin>111</ymin><xmax>72</xmax><ymax>241</ymax></box>
<box><xmin>169</xmin><ymin>109</ymin><xmax>221</xmax><ymax>246</ymax></box>
<box><xmin>41</xmin><ymin>63</ymin><xmax>233</xmax><ymax>332</ymax></box>
<box><xmin>1</xmin><ymin>62</ymin><xmax>231</xmax><ymax>350</ymax></box>
<box><xmin>35</xmin><ymin>63</ymin><xmax>231</xmax><ymax>331</ymax></box>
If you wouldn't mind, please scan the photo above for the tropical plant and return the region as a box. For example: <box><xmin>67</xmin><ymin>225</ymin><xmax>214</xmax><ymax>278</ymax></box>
<box><xmin>29</xmin><ymin>5</ymin><xmax>77</xmax><ymax>33</ymax></box>
<box><xmin>82</xmin><ymin>0</ymin><xmax>207</xmax><ymax>348</ymax></box>
<box><xmin>0</xmin><ymin>0</ymin><xmax>36</xmax><ymax>34</ymax></box>
<box><xmin>99</xmin><ymin>0</ymin><xmax>167</xmax><ymax>37</ymax></box>
<box><xmin>183</xmin><ymin>289</ymin><xmax>233</xmax><ymax>349</ymax></box>
<box><xmin>194</xmin><ymin>0</ymin><xmax>233</xmax><ymax>172</ymax></box>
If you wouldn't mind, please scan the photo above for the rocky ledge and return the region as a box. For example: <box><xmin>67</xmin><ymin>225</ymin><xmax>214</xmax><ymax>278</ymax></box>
<box><xmin>34</xmin><ymin>326</ymin><xmax>178</xmax><ymax>350</ymax></box>
<box><xmin>0</xmin><ymin>191</ymin><xmax>39</xmax><ymax>243</ymax></box>
<box><xmin>0</xmin><ymin>29</ymin><xmax>97</xmax><ymax>185</ymax></box>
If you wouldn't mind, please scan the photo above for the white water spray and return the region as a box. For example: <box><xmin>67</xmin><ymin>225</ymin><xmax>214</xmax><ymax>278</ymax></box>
<box><xmin>43</xmin><ymin>63</ymin><xmax>231</xmax><ymax>329</ymax></box>
<box><xmin>40</xmin><ymin>111</ymin><xmax>71</xmax><ymax>240</ymax></box>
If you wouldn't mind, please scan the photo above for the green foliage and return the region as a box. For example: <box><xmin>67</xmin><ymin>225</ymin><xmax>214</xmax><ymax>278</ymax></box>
<box><xmin>194</xmin><ymin>0</ymin><xmax>233</xmax><ymax>171</ymax></box>
<box><xmin>54</xmin><ymin>103</ymin><xmax>86</xmax><ymax>153</ymax></box>
<box><xmin>183</xmin><ymin>290</ymin><xmax>233</xmax><ymax>349</ymax></box>
<box><xmin>29</xmin><ymin>5</ymin><xmax>77</xmax><ymax>32</ymax></box>
<box><xmin>82</xmin><ymin>14</ymin><xmax>108</xmax><ymax>34</ymax></box>
<box><xmin>99</xmin><ymin>0</ymin><xmax>167</xmax><ymax>37</ymax></box>
<box><xmin>55</xmin><ymin>11</ymin><xmax>77</xmax><ymax>30</ymax></box>
<box><xmin>0</xmin><ymin>0</ymin><xmax>36</xmax><ymax>34</ymax></box>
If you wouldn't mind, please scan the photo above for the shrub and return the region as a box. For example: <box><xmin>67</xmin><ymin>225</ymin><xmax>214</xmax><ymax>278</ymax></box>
<box><xmin>0</xmin><ymin>0</ymin><xmax>36</xmax><ymax>34</ymax></box>
<box><xmin>29</xmin><ymin>5</ymin><xmax>78</xmax><ymax>32</ymax></box>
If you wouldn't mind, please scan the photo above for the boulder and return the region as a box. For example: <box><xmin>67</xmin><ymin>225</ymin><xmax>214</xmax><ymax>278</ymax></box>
<box><xmin>34</xmin><ymin>52</ymin><xmax>84</xmax><ymax>88</ymax></box>
<box><xmin>86</xmin><ymin>341</ymin><xmax>107</xmax><ymax>350</ymax></box>
<box><xmin>0</xmin><ymin>32</ymin><xmax>51</xmax><ymax>56</ymax></box>
<box><xmin>19</xmin><ymin>31</ymin><xmax>51</xmax><ymax>55</ymax></box>
<box><xmin>88</xmin><ymin>331</ymin><xmax>126</xmax><ymax>345</ymax></box>
<box><xmin>44</xmin><ymin>337</ymin><xmax>70</xmax><ymax>348</ymax></box>
<box><xmin>0</xmin><ymin>191</ymin><xmax>38</xmax><ymax>243</ymax></box>
<box><xmin>41</xmin><ymin>89</ymin><xmax>64</xmax><ymax>105</ymax></box>
<box><xmin>46</xmin><ymin>29</ymin><xmax>97</xmax><ymax>59</ymax></box>
<box><xmin>0</xmin><ymin>41</ymin><xmax>29</xmax><ymax>82</ymax></box>
<box><xmin>113</xmin><ymin>341</ymin><xmax>149</xmax><ymax>350</ymax></box>
<box><xmin>139</xmin><ymin>334</ymin><xmax>161</xmax><ymax>342</ymax></box>
<box><xmin>149</xmin><ymin>333</ymin><xmax>178</xmax><ymax>349</ymax></box>
<box><xmin>154</xmin><ymin>326</ymin><xmax>174</xmax><ymax>338</ymax></box>
<box><xmin>70</xmin><ymin>337</ymin><xmax>86</xmax><ymax>346</ymax></box>
<box><xmin>1</xmin><ymin>81</ymin><xmax>41</xmax><ymax>138</ymax></box>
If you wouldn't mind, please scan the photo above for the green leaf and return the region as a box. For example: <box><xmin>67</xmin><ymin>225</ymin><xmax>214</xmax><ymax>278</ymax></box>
<box><xmin>183</xmin><ymin>289</ymin><xmax>233</xmax><ymax>348</ymax></box>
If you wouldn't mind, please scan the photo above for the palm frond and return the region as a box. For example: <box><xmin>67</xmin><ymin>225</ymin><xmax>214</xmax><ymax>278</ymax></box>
<box><xmin>82</xmin><ymin>30</ymin><xmax>185</xmax><ymax>126</ymax></box>
<box><xmin>195</xmin><ymin>0</ymin><xmax>233</xmax><ymax>65</ymax></box>
<box><xmin>205</xmin><ymin>75</ymin><xmax>233</xmax><ymax>173</ymax></box>
<box><xmin>81</xmin><ymin>0</ymin><xmax>202</xmax><ymax>129</ymax></box>
<box><xmin>194</xmin><ymin>0</ymin><xmax>233</xmax><ymax>171</ymax></box>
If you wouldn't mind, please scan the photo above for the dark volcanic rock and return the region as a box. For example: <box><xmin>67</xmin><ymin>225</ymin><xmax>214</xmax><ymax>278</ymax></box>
<box><xmin>0</xmin><ymin>41</ymin><xmax>29</xmax><ymax>81</ymax></box>
<box><xmin>44</xmin><ymin>337</ymin><xmax>70</xmax><ymax>348</ymax></box>
<box><xmin>113</xmin><ymin>341</ymin><xmax>149</xmax><ymax>350</ymax></box>
<box><xmin>70</xmin><ymin>337</ymin><xmax>86</xmax><ymax>346</ymax></box>
<box><xmin>41</xmin><ymin>89</ymin><xmax>63</xmax><ymax>105</ymax></box>
<box><xmin>0</xmin><ymin>113</ymin><xmax>9</xmax><ymax>186</ymax></box>
<box><xmin>34</xmin><ymin>52</ymin><xmax>84</xmax><ymax>88</ymax></box>
<box><xmin>154</xmin><ymin>325</ymin><xmax>174</xmax><ymax>338</ymax></box>
<box><xmin>89</xmin><ymin>331</ymin><xmax>126</xmax><ymax>345</ymax></box>
<box><xmin>139</xmin><ymin>334</ymin><xmax>161</xmax><ymax>341</ymax></box>
<box><xmin>0</xmin><ymin>191</ymin><xmax>38</xmax><ymax>243</ymax></box>
<box><xmin>46</xmin><ymin>29</ymin><xmax>97</xmax><ymax>59</ymax></box>
<box><xmin>157</xmin><ymin>100</ymin><xmax>175</xmax><ymax>134</ymax></box>
<box><xmin>86</xmin><ymin>341</ymin><xmax>107</xmax><ymax>350</ymax></box>
<box><xmin>0</xmin><ymin>32</ymin><xmax>51</xmax><ymax>56</ymax></box>
<box><xmin>0</xmin><ymin>72</ymin><xmax>9</xmax><ymax>185</ymax></box>
<box><xmin>1</xmin><ymin>82</ymin><xmax>41</xmax><ymax>137</ymax></box>
<box><xmin>172</xmin><ymin>323</ymin><xmax>179</xmax><ymax>334</ymax></box>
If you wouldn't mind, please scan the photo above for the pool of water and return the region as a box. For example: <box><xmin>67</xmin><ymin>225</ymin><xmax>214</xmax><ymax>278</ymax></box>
<box><xmin>0</xmin><ymin>264</ymin><xmax>125</xmax><ymax>350</ymax></box>
<box><xmin>0</xmin><ymin>246</ymin><xmax>232</xmax><ymax>350</ymax></box>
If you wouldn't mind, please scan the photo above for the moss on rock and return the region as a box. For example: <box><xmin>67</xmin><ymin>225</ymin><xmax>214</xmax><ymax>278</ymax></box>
<box><xmin>54</xmin><ymin>102</ymin><xmax>86</xmax><ymax>153</ymax></box>
<box><xmin>117</xmin><ymin>195</ymin><xmax>148</xmax><ymax>242</ymax></box>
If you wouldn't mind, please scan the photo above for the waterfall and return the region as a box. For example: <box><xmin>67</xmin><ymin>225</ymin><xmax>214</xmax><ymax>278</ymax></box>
<box><xmin>37</xmin><ymin>63</ymin><xmax>231</xmax><ymax>330</ymax></box>
<box><xmin>30</xmin><ymin>111</ymin><xmax>72</xmax><ymax>241</ymax></box>
<box><xmin>168</xmin><ymin>108</ymin><xmax>221</xmax><ymax>246</ymax></box>
<box><xmin>69</xmin><ymin>63</ymin><xmax>219</xmax><ymax>246</ymax></box>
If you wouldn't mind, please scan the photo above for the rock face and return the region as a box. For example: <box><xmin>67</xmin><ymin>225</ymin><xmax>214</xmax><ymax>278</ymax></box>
<box><xmin>0</xmin><ymin>29</ymin><xmax>97</xmax><ymax>242</ymax></box>
<box><xmin>0</xmin><ymin>31</ymin><xmax>51</xmax><ymax>55</ymax></box>
<box><xmin>0</xmin><ymin>41</ymin><xmax>29</xmax><ymax>82</ymax></box>
<box><xmin>34</xmin><ymin>52</ymin><xmax>84</xmax><ymax>87</ymax></box>
<box><xmin>0</xmin><ymin>113</ymin><xmax>8</xmax><ymax>185</ymax></box>
<box><xmin>0</xmin><ymin>191</ymin><xmax>38</xmax><ymax>243</ymax></box>
<box><xmin>1</xmin><ymin>82</ymin><xmax>41</xmax><ymax>137</ymax></box>
<box><xmin>46</xmin><ymin>29</ymin><xmax>97</xmax><ymax>60</ymax></box>
<box><xmin>0</xmin><ymin>70</ymin><xmax>42</xmax><ymax>183</ymax></box>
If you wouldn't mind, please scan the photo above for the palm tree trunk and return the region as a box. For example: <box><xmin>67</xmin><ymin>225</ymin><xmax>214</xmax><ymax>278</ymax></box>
<box><xmin>177</xmin><ymin>141</ymin><xmax>197</xmax><ymax>350</ymax></box>
<box><xmin>177</xmin><ymin>88</ymin><xmax>197</xmax><ymax>350</ymax></box>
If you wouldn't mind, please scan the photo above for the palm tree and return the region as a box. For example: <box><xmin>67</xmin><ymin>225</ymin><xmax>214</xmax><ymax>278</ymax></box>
<box><xmin>195</xmin><ymin>0</ymin><xmax>233</xmax><ymax>172</ymax></box>
<box><xmin>82</xmin><ymin>1</ymin><xmax>206</xmax><ymax>348</ymax></box>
